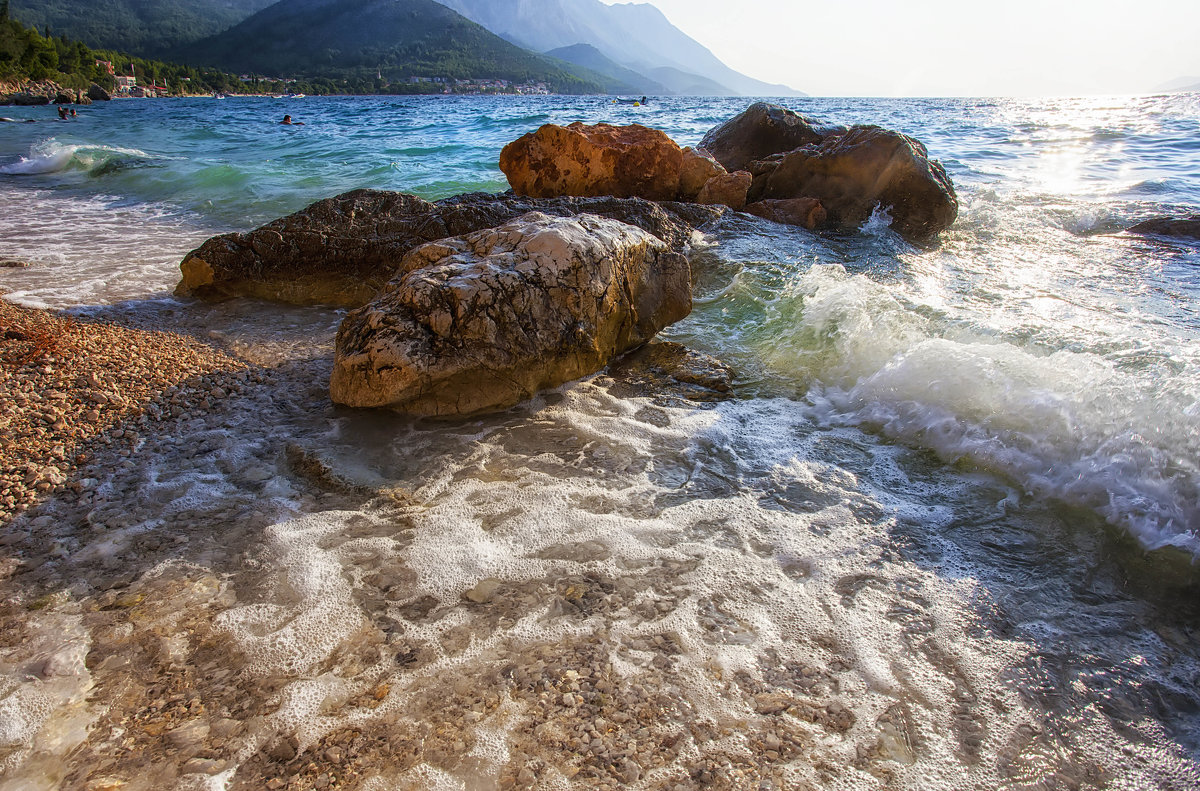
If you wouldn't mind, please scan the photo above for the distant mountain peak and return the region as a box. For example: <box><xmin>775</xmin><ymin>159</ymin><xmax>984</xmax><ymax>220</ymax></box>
<box><xmin>434</xmin><ymin>0</ymin><xmax>804</xmax><ymax>96</ymax></box>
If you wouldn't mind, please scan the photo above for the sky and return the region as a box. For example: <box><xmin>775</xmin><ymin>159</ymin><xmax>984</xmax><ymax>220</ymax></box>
<box><xmin>600</xmin><ymin>0</ymin><xmax>1200</xmax><ymax>97</ymax></box>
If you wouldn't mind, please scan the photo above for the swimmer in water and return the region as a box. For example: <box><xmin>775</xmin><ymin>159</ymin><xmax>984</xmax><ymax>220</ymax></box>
<box><xmin>280</xmin><ymin>115</ymin><xmax>305</xmax><ymax>125</ymax></box>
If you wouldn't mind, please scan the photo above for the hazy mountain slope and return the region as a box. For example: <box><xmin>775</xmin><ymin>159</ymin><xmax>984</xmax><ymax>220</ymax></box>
<box><xmin>180</xmin><ymin>0</ymin><xmax>605</xmax><ymax>92</ymax></box>
<box><xmin>10</xmin><ymin>0</ymin><xmax>275</xmax><ymax>55</ymax></box>
<box><xmin>435</xmin><ymin>0</ymin><xmax>803</xmax><ymax>96</ymax></box>
<box><xmin>544</xmin><ymin>43</ymin><xmax>669</xmax><ymax>96</ymax></box>
<box><xmin>1154</xmin><ymin>76</ymin><xmax>1200</xmax><ymax>92</ymax></box>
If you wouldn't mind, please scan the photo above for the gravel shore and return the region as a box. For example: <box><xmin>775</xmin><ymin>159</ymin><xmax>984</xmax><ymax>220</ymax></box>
<box><xmin>0</xmin><ymin>297</ymin><xmax>250</xmax><ymax>524</ymax></box>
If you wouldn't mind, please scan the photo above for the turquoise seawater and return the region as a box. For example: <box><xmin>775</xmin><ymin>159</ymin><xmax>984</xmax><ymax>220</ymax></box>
<box><xmin>2</xmin><ymin>94</ymin><xmax>1200</xmax><ymax>788</ymax></box>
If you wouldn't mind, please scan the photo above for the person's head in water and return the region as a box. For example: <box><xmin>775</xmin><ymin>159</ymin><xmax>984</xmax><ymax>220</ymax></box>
<box><xmin>69</xmin><ymin>108</ymin><xmax>77</xmax><ymax>117</ymax></box>
<box><xmin>281</xmin><ymin>115</ymin><xmax>293</xmax><ymax>124</ymax></box>
<box><xmin>57</xmin><ymin>106</ymin><xmax>68</xmax><ymax>119</ymax></box>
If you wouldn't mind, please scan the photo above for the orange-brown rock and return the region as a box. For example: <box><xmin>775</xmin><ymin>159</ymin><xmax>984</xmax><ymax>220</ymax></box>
<box><xmin>745</xmin><ymin>198</ymin><xmax>827</xmax><ymax>230</ymax></box>
<box><xmin>499</xmin><ymin>122</ymin><xmax>683</xmax><ymax>201</ymax></box>
<box><xmin>678</xmin><ymin>147</ymin><xmax>726</xmax><ymax>200</ymax></box>
<box><xmin>697</xmin><ymin>171</ymin><xmax>752</xmax><ymax>211</ymax></box>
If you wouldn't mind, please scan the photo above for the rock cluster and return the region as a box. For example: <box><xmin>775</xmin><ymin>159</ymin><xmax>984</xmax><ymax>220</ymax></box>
<box><xmin>330</xmin><ymin>213</ymin><xmax>691</xmax><ymax>416</ymax></box>
<box><xmin>499</xmin><ymin>103</ymin><xmax>957</xmax><ymax>240</ymax></box>
<box><xmin>0</xmin><ymin>80</ymin><xmax>104</xmax><ymax>106</ymax></box>
<box><xmin>177</xmin><ymin>102</ymin><xmax>959</xmax><ymax>416</ymax></box>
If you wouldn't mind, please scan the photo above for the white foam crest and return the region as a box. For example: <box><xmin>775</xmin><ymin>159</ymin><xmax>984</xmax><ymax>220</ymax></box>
<box><xmin>0</xmin><ymin>185</ymin><xmax>215</xmax><ymax>307</ymax></box>
<box><xmin>214</xmin><ymin>513</ymin><xmax>367</xmax><ymax>677</ymax></box>
<box><xmin>0</xmin><ymin>139</ymin><xmax>155</xmax><ymax>176</ymax></box>
<box><xmin>859</xmin><ymin>202</ymin><xmax>896</xmax><ymax>236</ymax></box>
<box><xmin>786</xmin><ymin>264</ymin><xmax>1200</xmax><ymax>554</ymax></box>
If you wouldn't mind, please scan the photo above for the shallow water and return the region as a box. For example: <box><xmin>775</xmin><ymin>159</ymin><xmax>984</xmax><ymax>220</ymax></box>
<box><xmin>1</xmin><ymin>94</ymin><xmax>1199</xmax><ymax>789</ymax></box>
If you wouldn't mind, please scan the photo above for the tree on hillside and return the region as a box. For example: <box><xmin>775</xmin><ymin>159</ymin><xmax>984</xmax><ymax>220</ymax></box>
<box><xmin>1</xmin><ymin>1</ymin><xmax>9</xmax><ymax>23</ymax></box>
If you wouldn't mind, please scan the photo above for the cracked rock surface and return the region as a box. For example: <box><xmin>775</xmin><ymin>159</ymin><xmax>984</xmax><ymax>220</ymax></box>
<box><xmin>330</xmin><ymin>212</ymin><xmax>691</xmax><ymax>416</ymax></box>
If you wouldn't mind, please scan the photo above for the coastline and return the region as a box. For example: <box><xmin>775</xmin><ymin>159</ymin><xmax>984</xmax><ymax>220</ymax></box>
<box><xmin>1</xmin><ymin>93</ymin><xmax>1198</xmax><ymax>789</ymax></box>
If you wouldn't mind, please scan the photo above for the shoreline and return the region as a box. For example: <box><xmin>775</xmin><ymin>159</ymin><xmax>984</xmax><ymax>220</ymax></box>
<box><xmin>0</xmin><ymin>297</ymin><xmax>252</xmax><ymax>524</ymax></box>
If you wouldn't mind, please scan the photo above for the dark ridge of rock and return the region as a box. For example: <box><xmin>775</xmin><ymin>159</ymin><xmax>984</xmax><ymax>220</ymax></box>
<box><xmin>1127</xmin><ymin>216</ymin><xmax>1200</xmax><ymax>240</ymax></box>
<box><xmin>747</xmin><ymin>125</ymin><xmax>958</xmax><ymax>241</ymax></box>
<box><xmin>176</xmin><ymin>189</ymin><xmax>724</xmax><ymax>307</ymax></box>
<box><xmin>330</xmin><ymin>213</ymin><xmax>692</xmax><ymax>416</ymax></box>
<box><xmin>87</xmin><ymin>84</ymin><xmax>112</xmax><ymax>102</ymax></box>
<box><xmin>698</xmin><ymin>102</ymin><xmax>839</xmax><ymax>173</ymax></box>
<box><xmin>12</xmin><ymin>92</ymin><xmax>50</xmax><ymax>106</ymax></box>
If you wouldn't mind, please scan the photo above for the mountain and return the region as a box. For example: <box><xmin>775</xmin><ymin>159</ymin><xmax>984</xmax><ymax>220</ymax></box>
<box><xmin>180</xmin><ymin>0</ymin><xmax>605</xmax><ymax>93</ymax></box>
<box><xmin>9</xmin><ymin>0</ymin><xmax>275</xmax><ymax>55</ymax></box>
<box><xmin>434</xmin><ymin>0</ymin><xmax>803</xmax><ymax>96</ymax></box>
<box><xmin>544</xmin><ymin>43</ymin><xmax>668</xmax><ymax>96</ymax></box>
<box><xmin>1154</xmin><ymin>76</ymin><xmax>1200</xmax><ymax>93</ymax></box>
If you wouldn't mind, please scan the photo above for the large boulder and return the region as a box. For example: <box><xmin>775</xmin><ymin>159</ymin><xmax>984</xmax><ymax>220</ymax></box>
<box><xmin>53</xmin><ymin>92</ymin><xmax>74</xmax><ymax>104</ymax></box>
<box><xmin>696</xmin><ymin>171</ymin><xmax>752</xmax><ymax>211</ymax></box>
<box><xmin>330</xmin><ymin>213</ymin><xmax>692</xmax><ymax>416</ymax></box>
<box><xmin>87</xmin><ymin>84</ymin><xmax>112</xmax><ymax>102</ymax></box>
<box><xmin>12</xmin><ymin>92</ymin><xmax>50</xmax><ymax>106</ymax></box>
<box><xmin>748</xmin><ymin>126</ymin><xmax>958</xmax><ymax>240</ymax></box>
<box><xmin>698</xmin><ymin>102</ymin><xmax>834</xmax><ymax>173</ymax></box>
<box><xmin>1127</xmin><ymin>215</ymin><xmax>1200</xmax><ymax>240</ymax></box>
<box><xmin>499</xmin><ymin>122</ymin><xmax>683</xmax><ymax>201</ymax></box>
<box><xmin>176</xmin><ymin>190</ymin><xmax>722</xmax><ymax>307</ymax></box>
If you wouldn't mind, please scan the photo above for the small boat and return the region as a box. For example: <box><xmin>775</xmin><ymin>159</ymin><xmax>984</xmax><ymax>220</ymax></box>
<box><xmin>612</xmin><ymin>96</ymin><xmax>648</xmax><ymax>106</ymax></box>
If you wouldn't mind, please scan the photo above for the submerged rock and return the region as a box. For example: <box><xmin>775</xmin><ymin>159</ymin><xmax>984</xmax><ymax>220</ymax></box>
<box><xmin>745</xmin><ymin>197</ymin><xmax>828</xmax><ymax>230</ymax></box>
<box><xmin>698</xmin><ymin>102</ymin><xmax>833</xmax><ymax>173</ymax></box>
<box><xmin>499</xmin><ymin>122</ymin><xmax>683</xmax><ymax>201</ymax></box>
<box><xmin>1127</xmin><ymin>215</ymin><xmax>1200</xmax><ymax>240</ymax></box>
<box><xmin>747</xmin><ymin>125</ymin><xmax>958</xmax><ymax>240</ymax></box>
<box><xmin>606</xmin><ymin>341</ymin><xmax>734</xmax><ymax>403</ymax></box>
<box><xmin>330</xmin><ymin>213</ymin><xmax>691</xmax><ymax>416</ymax></box>
<box><xmin>176</xmin><ymin>189</ymin><xmax>723</xmax><ymax>307</ymax></box>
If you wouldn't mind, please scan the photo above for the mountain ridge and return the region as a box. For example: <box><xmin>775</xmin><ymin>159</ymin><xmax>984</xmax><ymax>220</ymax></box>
<box><xmin>180</xmin><ymin>0</ymin><xmax>606</xmax><ymax>93</ymax></box>
<box><xmin>433</xmin><ymin>0</ymin><xmax>803</xmax><ymax>96</ymax></box>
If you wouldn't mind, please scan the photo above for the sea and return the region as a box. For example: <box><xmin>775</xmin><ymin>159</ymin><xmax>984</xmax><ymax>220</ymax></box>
<box><xmin>1</xmin><ymin>94</ymin><xmax>1199</xmax><ymax>790</ymax></box>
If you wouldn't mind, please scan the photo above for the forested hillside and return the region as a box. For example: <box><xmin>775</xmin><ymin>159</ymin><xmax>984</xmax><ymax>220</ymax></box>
<box><xmin>9</xmin><ymin>0</ymin><xmax>274</xmax><ymax>56</ymax></box>
<box><xmin>182</xmin><ymin>0</ymin><xmax>605</xmax><ymax>93</ymax></box>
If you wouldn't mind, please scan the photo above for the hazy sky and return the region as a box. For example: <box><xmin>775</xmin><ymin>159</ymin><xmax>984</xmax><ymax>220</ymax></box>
<box><xmin>601</xmin><ymin>0</ymin><xmax>1200</xmax><ymax>96</ymax></box>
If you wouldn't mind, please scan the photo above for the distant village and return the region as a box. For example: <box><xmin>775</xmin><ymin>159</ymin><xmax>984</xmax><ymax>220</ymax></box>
<box><xmin>94</xmin><ymin>57</ymin><xmax>552</xmax><ymax>97</ymax></box>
